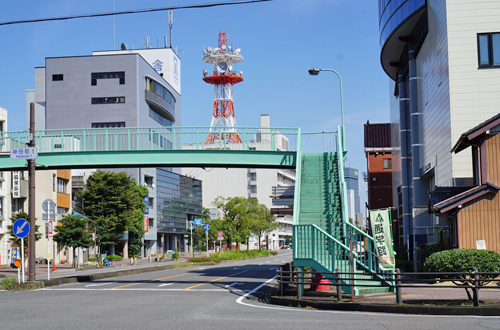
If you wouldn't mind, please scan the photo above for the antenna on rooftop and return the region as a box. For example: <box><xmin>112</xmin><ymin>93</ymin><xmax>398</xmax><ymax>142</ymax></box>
<box><xmin>169</xmin><ymin>10</ymin><xmax>173</xmax><ymax>48</ymax></box>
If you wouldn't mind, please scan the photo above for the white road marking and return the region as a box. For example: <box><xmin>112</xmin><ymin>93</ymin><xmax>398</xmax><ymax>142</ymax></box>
<box><xmin>225</xmin><ymin>282</ymin><xmax>243</xmax><ymax>288</ymax></box>
<box><xmin>233</xmin><ymin>267</ymin><xmax>239</xmax><ymax>269</ymax></box>
<box><xmin>259</xmin><ymin>263</ymin><xmax>263</xmax><ymax>266</ymax></box>
<box><xmin>235</xmin><ymin>277</ymin><xmax>500</xmax><ymax>319</ymax></box>
<box><xmin>41</xmin><ymin>288</ymin><xmax>250</xmax><ymax>292</ymax></box>
<box><xmin>158</xmin><ymin>282</ymin><xmax>176</xmax><ymax>287</ymax></box>
<box><xmin>85</xmin><ymin>282</ymin><xmax>117</xmax><ymax>287</ymax></box>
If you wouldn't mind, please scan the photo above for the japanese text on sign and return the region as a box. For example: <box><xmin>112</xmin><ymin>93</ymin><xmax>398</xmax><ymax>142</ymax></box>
<box><xmin>10</xmin><ymin>147</ymin><xmax>38</xmax><ymax>160</ymax></box>
<box><xmin>369</xmin><ymin>209</ymin><xmax>395</xmax><ymax>271</ymax></box>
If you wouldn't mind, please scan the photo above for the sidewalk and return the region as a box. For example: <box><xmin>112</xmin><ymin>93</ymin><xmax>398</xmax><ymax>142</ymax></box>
<box><xmin>0</xmin><ymin>251</ymin><xmax>208</xmax><ymax>280</ymax></box>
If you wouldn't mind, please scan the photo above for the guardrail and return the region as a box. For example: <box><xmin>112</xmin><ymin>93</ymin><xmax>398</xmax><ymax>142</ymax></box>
<box><xmin>276</xmin><ymin>266</ymin><xmax>500</xmax><ymax>306</ymax></box>
<box><xmin>0</xmin><ymin>126</ymin><xmax>301</xmax><ymax>153</ymax></box>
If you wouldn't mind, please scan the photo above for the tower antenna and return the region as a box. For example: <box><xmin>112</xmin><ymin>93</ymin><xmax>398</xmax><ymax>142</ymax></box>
<box><xmin>168</xmin><ymin>10</ymin><xmax>173</xmax><ymax>48</ymax></box>
<box><xmin>202</xmin><ymin>31</ymin><xmax>244</xmax><ymax>145</ymax></box>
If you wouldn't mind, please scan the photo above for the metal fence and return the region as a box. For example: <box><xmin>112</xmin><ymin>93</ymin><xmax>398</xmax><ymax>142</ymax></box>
<box><xmin>276</xmin><ymin>266</ymin><xmax>500</xmax><ymax>306</ymax></box>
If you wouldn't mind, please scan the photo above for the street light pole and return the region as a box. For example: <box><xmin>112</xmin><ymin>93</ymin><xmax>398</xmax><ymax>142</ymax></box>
<box><xmin>308</xmin><ymin>68</ymin><xmax>345</xmax><ymax>150</ymax></box>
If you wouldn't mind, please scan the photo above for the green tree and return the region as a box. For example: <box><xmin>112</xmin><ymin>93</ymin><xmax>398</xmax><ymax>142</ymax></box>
<box><xmin>213</xmin><ymin>196</ymin><xmax>260</xmax><ymax>250</ymax></box>
<box><xmin>7</xmin><ymin>212</ymin><xmax>42</xmax><ymax>253</ymax></box>
<box><xmin>77</xmin><ymin>170</ymin><xmax>148</xmax><ymax>253</ymax></box>
<box><xmin>251</xmin><ymin>204</ymin><xmax>278</xmax><ymax>249</ymax></box>
<box><xmin>54</xmin><ymin>214</ymin><xmax>94</xmax><ymax>268</ymax></box>
<box><xmin>284</xmin><ymin>235</ymin><xmax>292</xmax><ymax>245</ymax></box>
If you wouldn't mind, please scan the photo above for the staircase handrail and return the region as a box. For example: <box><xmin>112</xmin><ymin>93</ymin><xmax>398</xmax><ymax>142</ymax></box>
<box><xmin>336</xmin><ymin>125</ymin><xmax>349</xmax><ymax>238</ymax></box>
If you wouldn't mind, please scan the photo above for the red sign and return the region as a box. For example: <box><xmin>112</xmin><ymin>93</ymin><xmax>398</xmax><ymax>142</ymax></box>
<box><xmin>48</xmin><ymin>220</ymin><xmax>53</xmax><ymax>238</ymax></box>
<box><xmin>144</xmin><ymin>216</ymin><xmax>149</xmax><ymax>232</ymax></box>
<box><xmin>218</xmin><ymin>231</ymin><xmax>223</xmax><ymax>238</ymax></box>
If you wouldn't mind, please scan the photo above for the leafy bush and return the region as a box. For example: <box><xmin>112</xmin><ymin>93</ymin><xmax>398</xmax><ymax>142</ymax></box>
<box><xmin>424</xmin><ymin>249</ymin><xmax>500</xmax><ymax>300</ymax></box>
<box><xmin>270</xmin><ymin>251</ymin><xmax>278</xmax><ymax>256</ymax></box>
<box><xmin>188</xmin><ymin>257</ymin><xmax>221</xmax><ymax>263</ymax></box>
<box><xmin>88</xmin><ymin>257</ymin><xmax>96</xmax><ymax>261</ymax></box>
<box><xmin>215</xmin><ymin>249</ymin><xmax>271</xmax><ymax>260</ymax></box>
<box><xmin>106</xmin><ymin>255</ymin><xmax>122</xmax><ymax>260</ymax></box>
<box><xmin>424</xmin><ymin>249</ymin><xmax>500</xmax><ymax>274</ymax></box>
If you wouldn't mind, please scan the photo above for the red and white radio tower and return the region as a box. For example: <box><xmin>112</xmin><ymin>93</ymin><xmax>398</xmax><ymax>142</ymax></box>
<box><xmin>202</xmin><ymin>31</ymin><xmax>243</xmax><ymax>144</ymax></box>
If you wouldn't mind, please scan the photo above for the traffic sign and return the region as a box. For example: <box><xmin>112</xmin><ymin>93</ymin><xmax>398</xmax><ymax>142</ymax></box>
<box><xmin>194</xmin><ymin>219</ymin><xmax>203</xmax><ymax>226</ymax></box>
<box><xmin>218</xmin><ymin>231</ymin><xmax>223</xmax><ymax>238</ymax></box>
<box><xmin>13</xmin><ymin>218</ymin><xmax>30</xmax><ymax>238</ymax></box>
<box><xmin>14</xmin><ymin>259</ymin><xmax>21</xmax><ymax>268</ymax></box>
<box><xmin>10</xmin><ymin>147</ymin><xmax>38</xmax><ymax>160</ymax></box>
<box><xmin>204</xmin><ymin>224</ymin><xmax>210</xmax><ymax>231</ymax></box>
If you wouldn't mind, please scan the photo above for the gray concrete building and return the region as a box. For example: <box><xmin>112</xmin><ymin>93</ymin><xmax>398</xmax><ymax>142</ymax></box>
<box><xmin>30</xmin><ymin>46</ymin><xmax>201</xmax><ymax>257</ymax></box>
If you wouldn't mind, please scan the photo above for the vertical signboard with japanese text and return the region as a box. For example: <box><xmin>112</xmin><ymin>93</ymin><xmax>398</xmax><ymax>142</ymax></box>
<box><xmin>144</xmin><ymin>196</ymin><xmax>149</xmax><ymax>232</ymax></box>
<box><xmin>369</xmin><ymin>209</ymin><xmax>395</xmax><ymax>271</ymax></box>
<box><xmin>13</xmin><ymin>171</ymin><xmax>21</xmax><ymax>198</ymax></box>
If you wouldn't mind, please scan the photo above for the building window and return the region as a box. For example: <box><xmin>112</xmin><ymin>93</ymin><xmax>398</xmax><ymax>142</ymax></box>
<box><xmin>92</xmin><ymin>122</ymin><xmax>125</xmax><ymax>128</ymax></box>
<box><xmin>250</xmin><ymin>173</ymin><xmax>257</xmax><ymax>181</ymax></box>
<box><xmin>149</xmin><ymin>218</ymin><xmax>154</xmax><ymax>228</ymax></box>
<box><xmin>383</xmin><ymin>158</ymin><xmax>392</xmax><ymax>169</ymax></box>
<box><xmin>91</xmin><ymin>97</ymin><xmax>125</xmax><ymax>104</ymax></box>
<box><xmin>145</xmin><ymin>176</ymin><xmax>154</xmax><ymax>188</ymax></box>
<box><xmin>52</xmin><ymin>74</ymin><xmax>63</xmax><ymax>81</ymax></box>
<box><xmin>57</xmin><ymin>178</ymin><xmax>68</xmax><ymax>194</ymax></box>
<box><xmin>478</xmin><ymin>33</ymin><xmax>500</xmax><ymax>68</ymax></box>
<box><xmin>148</xmin><ymin>79</ymin><xmax>175</xmax><ymax>107</ymax></box>
<box><xmin>149</xmin><ymin>197</ymin><xmax>154</xmax><ymax>209</ymax></box>
<box><xmin>57</xmin><ymin>207</ymin><xmax>68</xmax><ymax>221</ymax></box>
<box><xmin>53</xmin><ymin>174</ymin><xmax>56</xmax><ymax>192</ymax></box>
<box><xmin>0</xmin><ymin>197</ymin><xmax>4</xmax><ymax>220</ymax></box>
<box><xmin>149</xmin><ymin>108</ymin><xmax>173</xmax><ymax>127</ymax></box>
<box><xmin>250</xmin><ymin>185</ymin><xmax>257</xmax><ymax>194</ymax></box>
<box><xmin>91</xmin><ymin>71</ymin><xmax>125</xmax><ymax>86</ymax></box>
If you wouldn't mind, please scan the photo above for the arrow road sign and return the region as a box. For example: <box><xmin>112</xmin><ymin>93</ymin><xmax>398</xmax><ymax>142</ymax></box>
<box><xmin>13</xmin><ymin>218</ymin><xmax>30</xmax><ymax>238</ymax></box>
<box><xmin>204</xmin><ymin>224</ymin><xmax>210</xmax><ymax>231</ymax></box>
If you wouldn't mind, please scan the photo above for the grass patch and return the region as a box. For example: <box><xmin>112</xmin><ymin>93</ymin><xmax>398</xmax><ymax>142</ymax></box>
<box><xmin>1</xmin><ymin>278</ymin><xmax>44</xmax><ymax>291</ymax></box>
<box><xmin>213</xmin><ymin>249</ymin><xmax>271</xmax><ymax>260</ymax></box>
<box><xmin>188</xmin><ymin>256</ymin><xmax>221</xmax><ymax>263</ymax></box>
<box><xmin>409</xmin><ymin>300</ymin><xmax>497</xmax><ymax>307</ymax></box>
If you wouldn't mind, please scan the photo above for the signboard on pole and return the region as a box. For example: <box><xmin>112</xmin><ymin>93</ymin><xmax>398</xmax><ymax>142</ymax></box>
<box><xmin>194</xmin><ymin>218</ymin><xmax>203</xmax><ymax>226</ymax></box>
<box><xmin>48</xmin><ymin>220</ymin><xmax>53</xmax><ymax>239</ymax></box>
<box><xmin>10</xmin><ymin>147</ymin><xmax>38</xmax><ymax>160</ymax></box>
<box><xmin>144</xmin><ymin>196</ymin><xmax>149</xmax><ymax>215</ymax></box>
<box><xmin>204</xmin><ymin>224</ymin><xmax>210</xmax><ymax>231</ymax></box>
<box><xmin>144</xmin><ymin>216</ymin><xmax>149</xmax><ymax>232</ymax></box>
<box><xmin>369</xmin><ymin>209</ymin><xmax>395</xmax><ymax>271</ymax></box>
<box><xmin>13</xmin><ymin>171</ymin><xmax>21</xmax><ymax>198</ymax></box>
<box><xmin>11</xmin><ymin>247</ymin><xmax>19</xmax><ymax>265</ymax></box>
<box><xmin>13</xmin><ymin>218</ymin><xmax>30</xmax><ymax>238</ymax></box>
<box><xmin>217</xmin><ymin>231</ymin><xmax>223</xmax><ymax>240</ymax></box>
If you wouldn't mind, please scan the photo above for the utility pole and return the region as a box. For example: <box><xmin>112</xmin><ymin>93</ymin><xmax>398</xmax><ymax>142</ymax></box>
<box><xmin>28</xmin><ymin>102</ymin><xmax>36</xmax><ymax>281</ymax></box>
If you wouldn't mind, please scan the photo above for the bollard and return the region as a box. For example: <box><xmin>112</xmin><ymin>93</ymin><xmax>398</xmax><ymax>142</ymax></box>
<box><xmin>335</xmin><ymin>268</ymin><xmax>342</xmax><ymax>302</ymax></box>
<box><xmin>472</xmin><ymin>267</ymin><xmax>479</xmax><ymax>307</ymax></box>
<box><xmin>395</xmin><ymin>268</ymin><xmax>402</xmax><ymax>304</ymax></box>
<box><xmin>297</xmin><ymin>267</ymin><xmax>303</xmax><ymax>300</ymax></box>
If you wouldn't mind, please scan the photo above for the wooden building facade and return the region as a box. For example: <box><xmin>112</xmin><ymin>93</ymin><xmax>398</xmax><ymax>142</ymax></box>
<box><xmin>433</xmin><ymin>114</ymin><xmax>500</xmax><ymax>253</ymax></box>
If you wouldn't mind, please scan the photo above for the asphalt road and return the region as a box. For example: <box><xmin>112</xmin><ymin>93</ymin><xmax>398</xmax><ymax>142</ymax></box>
<box><xmin>0</xmin><ymin>251</ymin><xmax>499</xmax><ymax>330</ymax></box>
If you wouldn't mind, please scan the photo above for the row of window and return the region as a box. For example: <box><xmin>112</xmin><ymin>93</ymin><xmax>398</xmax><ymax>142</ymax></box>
<box><xmin>92</xmin><ymin>122</ymin><xmax>126</xmax><ymax>128</ymax></box>
<box><xmin>91</xmin><ymin>97</ymin><xmax>125</xmax><ymax>104</ymax></box>
<box><xmin>478</xmin><ymin>33</ymin><xmax>500</xmax><ymax>68</ymax></box>
<box><xmin>149</xmin><ymin>80</ymin><xmax>175</xmax><ymax>107</ymax></box>
<box><xmin>149</xmin><ymin>108</ymin><xmax>173</xmax><ymax>127</ymax></box>
<box><xmin>52</xmin><ymin>74</ymin><xmax>63</xmax><ymax>81</ymax></box>
<box><xmin>91</xmin><ymin>71</ymin><xmax>125</xmax><ymax>85</ymax></box>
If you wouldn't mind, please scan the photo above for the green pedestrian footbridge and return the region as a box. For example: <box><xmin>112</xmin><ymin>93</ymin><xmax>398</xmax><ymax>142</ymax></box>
<box><xmin>0</xmin><ymin>126</ymin><xmax>392</xmax><ymax>294</ymax></box>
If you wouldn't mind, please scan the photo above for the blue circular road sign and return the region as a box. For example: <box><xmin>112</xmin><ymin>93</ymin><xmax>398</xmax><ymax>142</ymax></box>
<box><xmin>204</xmin><ymin>224</ymin><xmax>210</xmax><ymax>231</ymax></box>
<box><xmin>13</xmin><ymin>218</ymin><xmax>30</xmax><ymax>238</ymax></box>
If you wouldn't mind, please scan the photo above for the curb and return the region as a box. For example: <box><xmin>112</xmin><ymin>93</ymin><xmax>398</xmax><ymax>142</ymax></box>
<box><xmin>270</xmin><ymin>296</ymin><xmax>500</xmax><ymax>316</ymax></box>
<box><xmin>40</xmin><ymin>262</ymin><xmax>221</xmax><ymax>288</ymax></box>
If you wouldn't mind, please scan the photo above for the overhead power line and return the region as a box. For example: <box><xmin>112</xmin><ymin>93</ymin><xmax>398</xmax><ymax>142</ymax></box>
<box><xmin>0</xmin><ymin>0</ymin><xmax>273</xmax><ymax>26</ymax></box>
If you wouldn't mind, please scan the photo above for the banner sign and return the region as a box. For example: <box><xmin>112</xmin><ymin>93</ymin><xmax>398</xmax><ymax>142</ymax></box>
<box><xmin>13</xmin><ymin>171</ymin><xmax>21</xmax><ymax>198</ymax></box>
<box><xmin>369</xmin><ymin>209</ymin><xmax>395</xmax><ymax>271</ymax></box>
<box><xmin>144</xmin><ymin>216</ymin><xmax>149</xmax><ymax>232</ymax></box>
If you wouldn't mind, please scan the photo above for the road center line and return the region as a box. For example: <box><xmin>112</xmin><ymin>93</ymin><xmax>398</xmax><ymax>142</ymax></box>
<box><xmin>184</xmin><ymin>270</ymin><xmax>249</xmax><ymax>290</ymax></box>
<box><xmin>111</xmin><ymin>273</ymin><xmax>190</xmax><ymax>289</ymax></box>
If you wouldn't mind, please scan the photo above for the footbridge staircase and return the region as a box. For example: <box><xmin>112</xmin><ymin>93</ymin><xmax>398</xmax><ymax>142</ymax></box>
<box><xmin>293</xmin><ymin>129</ymin><xmax>393</xmax><ymax>295</ymax></box>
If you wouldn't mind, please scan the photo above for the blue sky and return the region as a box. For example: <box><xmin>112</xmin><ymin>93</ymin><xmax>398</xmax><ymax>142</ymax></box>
<box><xmin>0</xmin><ymin>0</ymin><xmax>390</xmax><ymax>208</ymax></box>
